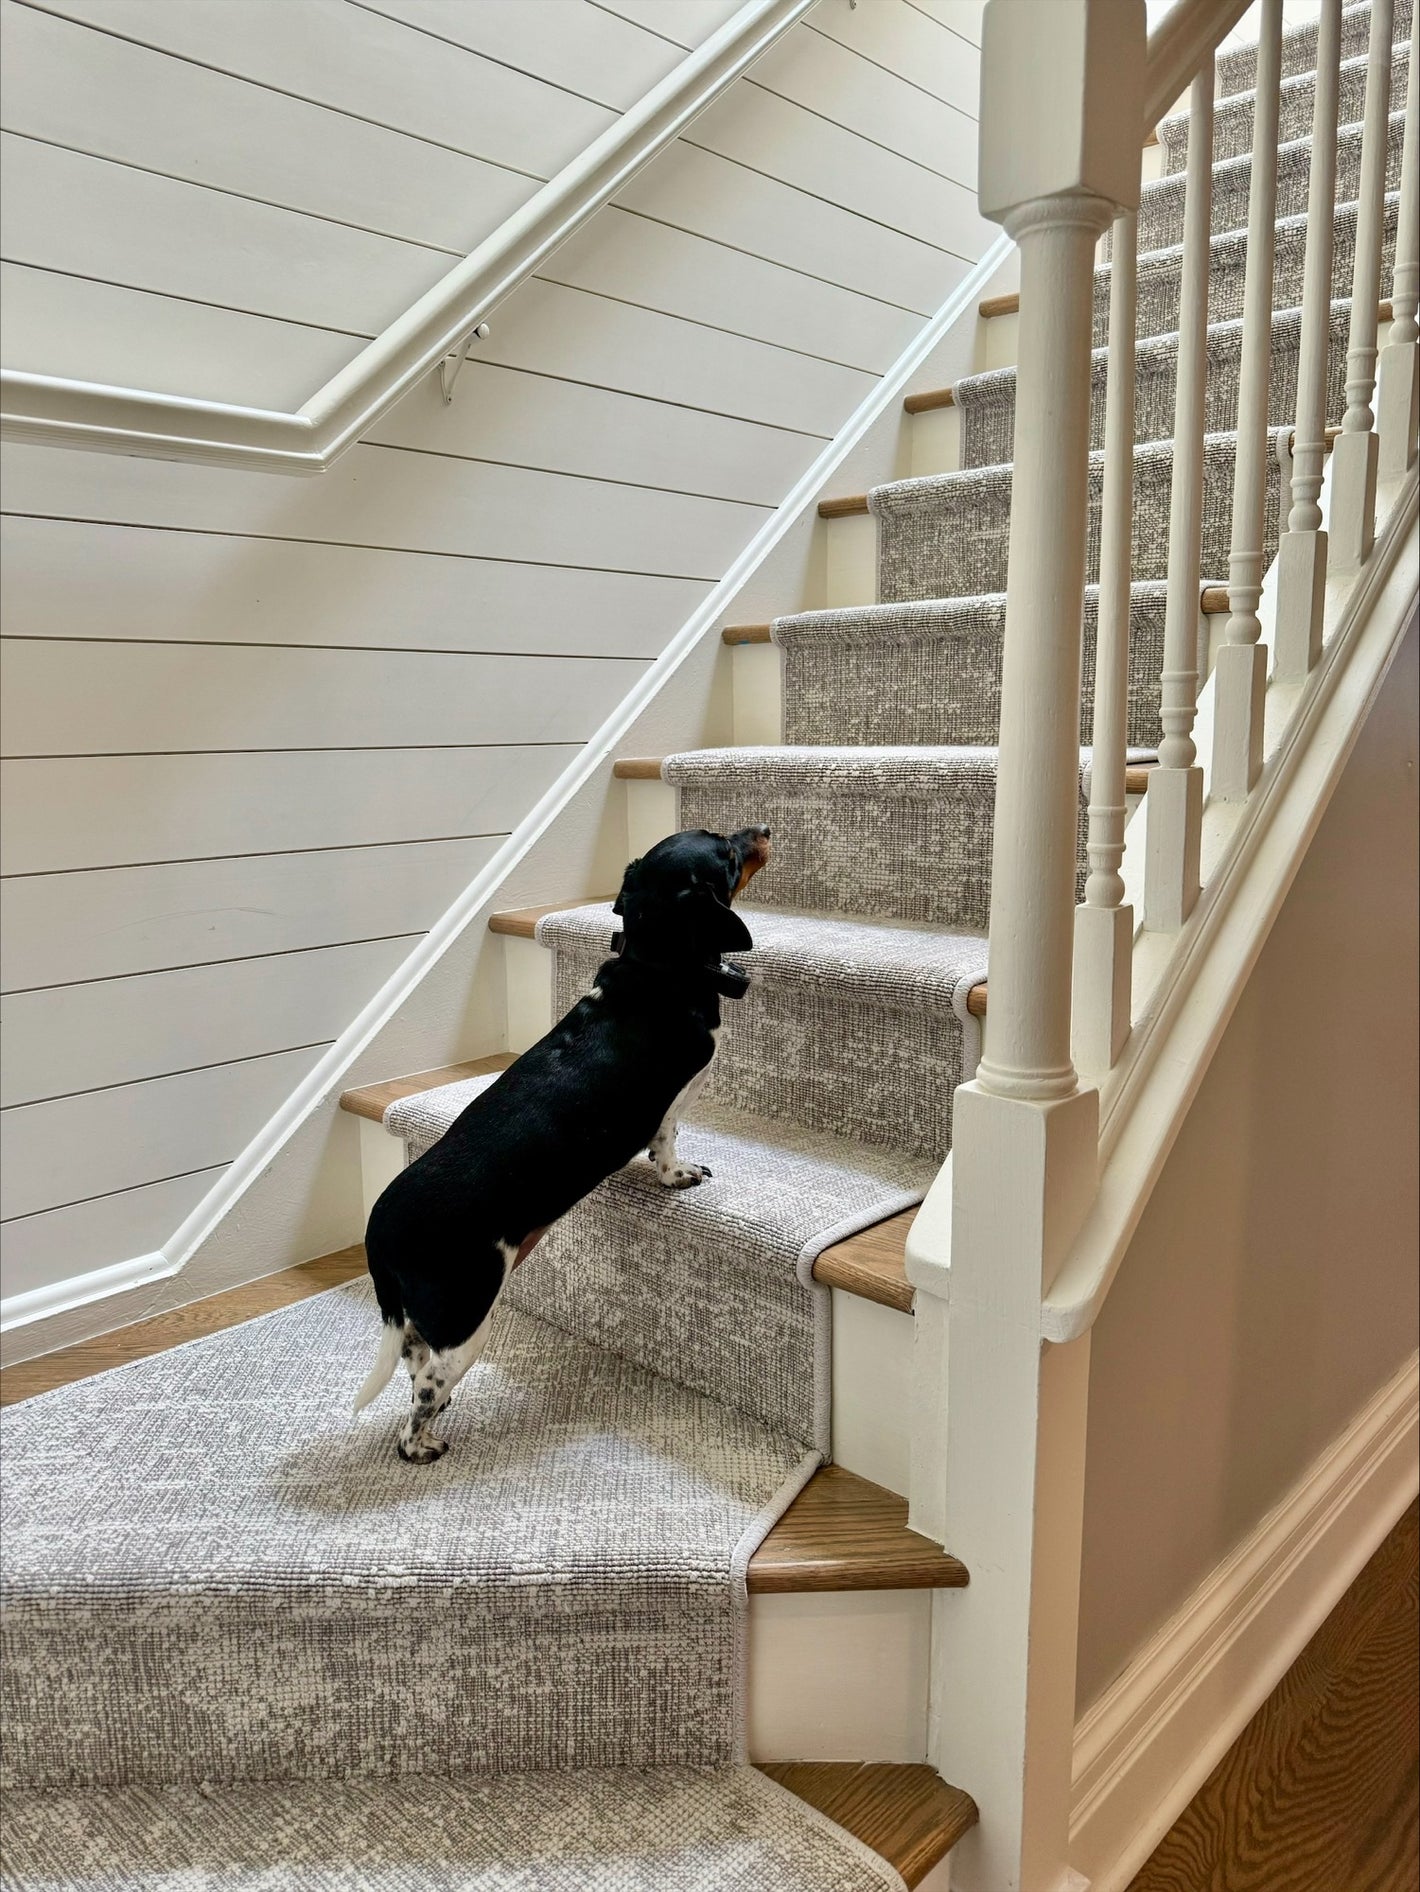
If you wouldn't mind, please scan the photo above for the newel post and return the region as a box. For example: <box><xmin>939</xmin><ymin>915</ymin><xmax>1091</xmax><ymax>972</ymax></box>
<box><xmin>905</xmin><ymin>4</ymin><xmax>1145</xmax><ymax>1888</ymax></box>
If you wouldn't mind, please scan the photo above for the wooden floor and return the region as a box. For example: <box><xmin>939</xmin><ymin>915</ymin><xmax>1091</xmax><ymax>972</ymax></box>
<box><xmin>1131</xmin><ymin>1499</ymin><xmax>1420</xmax><ymax>1892</ymax></box>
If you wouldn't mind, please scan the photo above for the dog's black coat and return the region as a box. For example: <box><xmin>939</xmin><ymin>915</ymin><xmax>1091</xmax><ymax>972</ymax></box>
<box><xmin>364</xmin><ymin>827</ymin><xmax>768</xmax><ymax>1361</ymax></box>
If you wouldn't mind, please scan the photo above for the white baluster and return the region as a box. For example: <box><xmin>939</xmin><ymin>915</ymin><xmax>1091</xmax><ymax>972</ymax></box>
<box><xmin>1377</xmin><ymin>1</ymin><xmax>1419</xmax><ymax>478</ymax></box>
<box><xmin>908</xmin><ymin>8</ymin><xmax>1146</xmax><ymax>1888</ymax></box>
<box><xmin>1330</xmin><ymin>0</ymin><xmax>1395</xmax><ymax>572</ymax></box>
<box><xmin>1074</xmin><ymin>206</ymin><xmax>1138</xmax><ymax>1073</ymax></box>
<box><xmin>1274</xmin><ymin>0</ymin><xmax>1344</xmax><ymax>679</ymax></box>
<box><xmin>1144</xmin><ymin>66</ymin><xmax>1211</xmax><ymax>930</ymax></box>
<box><xmin>1213</xmin><ymin>0</ymin><xmax>1283</xmax><ymax>801</ymax></box>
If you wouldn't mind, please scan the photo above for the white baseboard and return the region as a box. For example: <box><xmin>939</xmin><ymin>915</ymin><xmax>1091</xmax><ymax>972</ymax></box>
<box><xmin>1070</xmin><ymin>1350</ymin><xmax>1420</xmax><ymax>1892</ymax></box>
<box><xmin>0</xmin><ymin>1251</ymin><xmax>176</xmax><ymax>1366</ymax></box>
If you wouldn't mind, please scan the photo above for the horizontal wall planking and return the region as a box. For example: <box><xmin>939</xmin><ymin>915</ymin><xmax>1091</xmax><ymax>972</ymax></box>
<box><xmin>809</xmin><ymin>0</ymin><xmax>980</xmax><ymax>118</ymax></box>
<box><xmin>0</xmin><ymin>135</ymin><xmax>456</xmax><ymax>347</ymax></box>
<box><xmin>0</xmin><ymin>263</ymin><xmax>360</xmax><ymax>409</ymax></box>
<box><xmin>1</xmin><ymin>1044</ymin><xmax>326</xmax><ymax>1223</ymax></box>
<box><xmin>1</xmin><ymin>836</ymin><xmax>499</xmax><ymax>992</ymax></box>
<box><xmin>0</xmin><ymin>441</ymin><xmax>770</xmax><ymax>576</ymax></box>
<box><xmin>686</xmin><ymin>68</ymin><xmax>985</xmax><ymax>255</ymax></box>
<box><xmin>595</xmin><ymin>0</ymin><xmax>743</xmax><ymax>42</ymax></box>
<box><xmin>901</xmin><ymin>0</ymin><xmax>985</xmax><ymax>46</ymax></box>
<box><xmin>0</xmin><ymin>518</ymin><xmax>711</xmax><ymax>660</ymax></box>
<box><xmin>0</xmin><ymin>642</ymin><xmax>650</xmax><ymax>756</ymax></box>
<box><xmin>540</xmin><ymin>206</ymin><xmax>922</xmax><ymax>375</ymax></box>
<box><xmin>0</xmin><ymin>745</ymin><xmax>575</xmax><ymax>874</ymax></box>
<box><xmin>615</xmin><ymin>138</ymin><xmax>956</xmax><ymax>314</ymax></box>
<box><xmin>1</xmin><ymin>933</ymin><xmax>414</xmax><ymax>1107</ymax></box>
<box><xmin>0</xmin><ymin>1</ymin><xmax>539</xmax><ymax>258</ymax></box>
<box><xmin>457</xmin><ymin>275</ymin><xmax>873</xmax><ymax>436</ymax></box>
<box><xmin>356</xmin><ymin>0</ymin><xmax>694</xmax><ymax>112</ymax></box>
<box><xmin>745</xmin><ymin>19</ymin><xmax>978</xmax><ymax>182</ymax></box>
<box><xmin>20</xmin><ymin>0</ymin><xmax>614</xmax><ymax>181</ymax></box>
<box><xmin>370</xmin><ymin>358</ymin><xmax>819</xmax><ymax>501</ymax></box>
<box><xmin>0</xmin><ymin>1167</ymin><xmax>220</xmax><ymax>1303</ymax></box>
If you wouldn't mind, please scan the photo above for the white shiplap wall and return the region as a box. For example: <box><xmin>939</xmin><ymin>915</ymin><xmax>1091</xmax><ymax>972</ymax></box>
<box><xmin>0</xmin><ymin>0</ymin><xmax>990</xmax><ymax>1307</ymax></box>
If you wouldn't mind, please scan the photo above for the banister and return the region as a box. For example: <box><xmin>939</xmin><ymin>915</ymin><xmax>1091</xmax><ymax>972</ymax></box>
<box><xmin>0</xmin><ymin>0</ymin><xmax>816</xmax><ymax>474</ymax></box>
<box><xmin>1142</xmin><ymin>0</ymin><xmax>1253</xmax><ymax>130</ymax></box>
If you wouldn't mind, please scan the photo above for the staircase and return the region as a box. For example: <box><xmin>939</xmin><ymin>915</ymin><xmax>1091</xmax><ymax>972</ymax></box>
<box><xmin>1</xmin><ymin>2</ymin><xmax>1416</xmax><ymax>1887</ymax></box>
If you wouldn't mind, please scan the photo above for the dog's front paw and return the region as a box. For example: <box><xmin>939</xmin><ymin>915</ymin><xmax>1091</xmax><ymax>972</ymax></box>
<box><xmin>397</xmin><ymin>1430</ymin><xmax>449</xmax><ymax>1465</ymax></box>
<box><xmin>657</xmin><ymin>1162</ymin><xmax>711</xmax><ymax>1189</ymax></box>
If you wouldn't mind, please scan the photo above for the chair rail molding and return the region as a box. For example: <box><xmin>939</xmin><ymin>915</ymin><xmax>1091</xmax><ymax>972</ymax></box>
<box><xmin>0</xmin><ymin>0</ymin><xmax>816</xmax><ymax>473</ymax></box>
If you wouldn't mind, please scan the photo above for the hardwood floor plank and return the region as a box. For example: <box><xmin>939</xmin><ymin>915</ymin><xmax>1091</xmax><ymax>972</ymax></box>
<box><xmin>1129</xmin><ymin>1500</ymin><xmax>1419</xmax><ymax>1891</ymax></box>
<box><xmin>760</xmin><ymin>1761</ymin><xmax>977</xmax><ymax>1887</ymax></box>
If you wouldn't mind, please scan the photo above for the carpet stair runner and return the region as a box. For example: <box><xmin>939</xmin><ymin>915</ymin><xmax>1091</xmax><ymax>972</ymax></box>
<box><xmin>0</xmin><ymin>6</ymin><xmax>1406</xmax><ymax>1885</ymax></box>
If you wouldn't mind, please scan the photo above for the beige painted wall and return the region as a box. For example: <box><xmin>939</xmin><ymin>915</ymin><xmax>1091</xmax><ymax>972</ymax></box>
<box><xmin>1076</xmin><ymin>617</ymin><xmax>1420</xmax><ymax>1715</ymax></box>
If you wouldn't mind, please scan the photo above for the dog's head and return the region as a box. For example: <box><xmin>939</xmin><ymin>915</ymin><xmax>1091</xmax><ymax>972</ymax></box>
<box><xmin>612</xmin><ymin>826</ymin><xmax>771</xmax><ymax>967</ymax></box>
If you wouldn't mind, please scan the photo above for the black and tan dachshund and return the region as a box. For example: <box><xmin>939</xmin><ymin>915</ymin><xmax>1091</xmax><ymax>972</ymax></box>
<box><xmin>355</xmin><ymin>825</ymin><xmax>772</xmax><ymax>1462</ymax></box>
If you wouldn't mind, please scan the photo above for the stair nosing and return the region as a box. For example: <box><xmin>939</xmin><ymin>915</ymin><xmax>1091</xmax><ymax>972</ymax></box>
<box><xmin>759</xmin><ymin>1762</ymin><xmax>978</xmax><ymax>1888</ymax></box>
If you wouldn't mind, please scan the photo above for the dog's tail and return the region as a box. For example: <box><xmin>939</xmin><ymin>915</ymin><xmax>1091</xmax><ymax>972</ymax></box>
<box><xmin>353</xmin><ymin>1318</ymin><xmax>404</xmax><ymax>1414</ymax></box>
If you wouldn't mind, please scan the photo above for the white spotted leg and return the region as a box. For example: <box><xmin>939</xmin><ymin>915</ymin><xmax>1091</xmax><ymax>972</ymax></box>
<box><xmin>648</xmin><ymin>1064</ymin><xmax>713</xmax><ymax>1189</ymax></box>
<box><xmin>397</xmin><ymin>1316</ymin><xmax>495</xmax><ymax>1465</ymax></box>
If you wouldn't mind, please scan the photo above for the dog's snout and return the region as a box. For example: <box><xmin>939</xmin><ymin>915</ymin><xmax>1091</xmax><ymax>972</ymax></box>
<box><xmin>732</xmin><ymin>824</ymin><xmax>772</xmax><ymax>895</ymax></box>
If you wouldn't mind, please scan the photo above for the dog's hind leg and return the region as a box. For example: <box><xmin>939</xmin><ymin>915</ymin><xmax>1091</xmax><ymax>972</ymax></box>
<box><xmin>396</xmin><ymin>1315</ymin><xmax>496</xmax><ymax>1465</ymax></box>
<box><xmin>649</xmin><ymin>1064</ymin><xmax>713</xmax><ymax>1188</ymax></box>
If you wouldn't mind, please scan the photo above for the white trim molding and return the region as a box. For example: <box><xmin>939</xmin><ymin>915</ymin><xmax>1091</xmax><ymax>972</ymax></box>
<box><xmin>0</xmin><ymin>0</ymin><xmax>815</xmax><ymax>474</ymax></box>
<box><xmin>1071</xmin><ymin>1350</ymin><xmax>1420</xmax><ymax>1892</ymax></box>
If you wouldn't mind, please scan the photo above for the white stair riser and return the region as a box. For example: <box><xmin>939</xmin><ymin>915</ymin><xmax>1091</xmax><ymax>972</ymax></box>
<box><xmin>910</xmin><ymin>402</ymin><xmax>963</xmax><ymax>478</ymax></box>
<box><xmin>824</xmin><ymin>511</ymin><xmax>876</xmax><ymax>608</ymax></box>
<box><xmin>821</xmin><ymin>298</ymin><xmax>1018</xmax><ymax>594</ymax></box>
<box><xmin>977</xmin><ymin>305</ymin><xmax>1020</xmax><ymax>374</ymax></box>
<box><xmin>731</xmin><ymin>640</ymin><xmax>785</xmax><ymax>745</ymax></box>
<box><xmin>748</xmin><ymin>1589</ymin><xmax>932</xmax><ymax>1762</ymax></box>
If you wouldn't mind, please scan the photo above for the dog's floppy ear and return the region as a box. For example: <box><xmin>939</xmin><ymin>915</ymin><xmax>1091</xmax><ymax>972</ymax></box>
<box><xmin>679</xmin><ymin>883</ymin><xmax>752</xmax><ymax>954</ymax></box>
<box><xmin>612</xmin><ymin>856</ymin><xmax>644</xmax><ymax>918</ymax></box>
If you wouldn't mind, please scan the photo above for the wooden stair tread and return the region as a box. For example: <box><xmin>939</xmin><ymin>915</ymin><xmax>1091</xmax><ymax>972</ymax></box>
<box><xmin>615</xmin><ymin>753</ymin><xmax>1153</xmax><ymax>797</ymax></box>
<box><xmin>818</xmin><ymin>492</ymin><xmax>871</xmax><ymax>518</ymax></box>
<box><xmin>722</xmin><ymin>622</ymin><xmax>774</xmax><ymax>643</ymax></box>
<box><xmin>488</xmin><ymin>897</ymin><xmax>611</xmax><ymax>941</ymax></box>
<box><xmin>814</xmin><ymin>1208</ymin><xmax>917</xmax><ymax>1312</ymax></box>
<box><xmin>979</xmin><ymin>289</ymin><xmax>1019</xmax><ymax>319</ymax></box>
<box><xmin>902</xmin><ymin>383</ymin><xmax>956</xmax><ymax>415</ymax></box>
<box><xmin>338</xmin><ymin>1053</ymin><xmax>514</xmax><ymax>1124</ymax></box>
<box><xmin>760</xmin><ymin>1762</ymin><xmax>978</xmax><ymax>1887</ymax></box>
<box><xmin>749</xmin><ymin>1463</ymin><xmax>966</xmax><ymax>1593</ymax></box>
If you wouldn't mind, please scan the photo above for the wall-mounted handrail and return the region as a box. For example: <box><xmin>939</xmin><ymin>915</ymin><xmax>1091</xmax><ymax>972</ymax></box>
<box><xmin>0</xmin><ymin>0</ymin><xmax>815</xmax><ymax>475</ymax></box>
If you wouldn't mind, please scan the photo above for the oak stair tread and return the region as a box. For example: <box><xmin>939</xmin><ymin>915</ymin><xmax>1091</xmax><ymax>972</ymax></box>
<box><xmin>730</xmin><ymin>594</ymin><xmax>1230</xmax><ymax>637</ymax></box>
<box><xmin>340</xmin><ymin>1050</ymin><xmax>921</xmax><ymax>1314</ymax></box>
<box><xmin>0</xmin><ymin>1269</ymin><xmax>960</xmax><ymax>1595</ymax></box>
<box><xmin>761</xmin><ymin>1762</ymin><xmax>978</xmax><ymax>1888</ymax></box>
<box><xmin>613</xmin><ymin>753</ymin><xmax>1156</xmax><ymax>794</ymax></box>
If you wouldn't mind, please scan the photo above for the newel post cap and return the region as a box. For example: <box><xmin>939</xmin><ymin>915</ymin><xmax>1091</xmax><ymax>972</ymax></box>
<box><xmin>978</xmin><ymin>0</ymin><xmax>1146</xmax><ymax>223</ymax></box>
